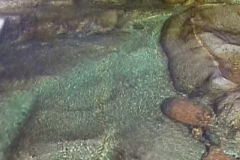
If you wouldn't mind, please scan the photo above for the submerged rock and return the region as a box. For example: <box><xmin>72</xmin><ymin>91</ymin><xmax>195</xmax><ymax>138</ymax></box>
<box><xmin>160</xmin><ymin>3</ymin><xmax>240</xmax><ymax>158</ymax></box>
<box><xmin>160</xmin><ymin>4</ymin><xmax>240</xmax><ymax>95</ymax></box>
<box><xmin>202</xmin><ymin>147</ymin><xmax>231</xmax><ymax>160</ymax></box>
<box><xmin>162</xmin><ymin>0</ymin><xmax>207</xmax><ymax>6</ymax></box>
<box><xmin>215</xmin><ymin>91</ymin><xmax>240</xmax><ymax>136</ymax></box>
<box><xmin>0</xmin><ymin>0</ymin><xmax>38</xmax><ymax>9</ymax></box>
<box><xmin>161</xmin><ymin>97</ymin><xmax>212</xmax><ymax>127</ymax></box>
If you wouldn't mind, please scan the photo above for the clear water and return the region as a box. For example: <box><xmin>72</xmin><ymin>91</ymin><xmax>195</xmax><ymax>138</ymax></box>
<box><xmin>0</xmin><ymin>1</ymin><xmax>239</xmax><ymax>160</ymax></box>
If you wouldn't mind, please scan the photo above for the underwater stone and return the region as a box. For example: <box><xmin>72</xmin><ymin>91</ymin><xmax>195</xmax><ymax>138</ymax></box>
<box><xmin>215</xmin><ymin>91</ymin><xmax>240</xmax><ymax>136</ymax></box>
<box><xmin>161</xmin><ymin>97</ymin><xmax>212</xmax><ymax>127</ymax></box>
<box><xmin>160</xmin><ymin>4</ymin><xmax>240</xmax><ymax>95</ymax></box>
<box><xmin>202</xmin><ymin>147</ymin><xmax>231</xmax><ymax>160</ymax></box>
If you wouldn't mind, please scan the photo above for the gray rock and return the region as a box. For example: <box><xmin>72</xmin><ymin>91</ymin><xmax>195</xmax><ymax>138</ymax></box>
<box><xmin>0</xmin><ymin>0</ymin><xmax>39</xmax><ymax>9</ymax></box>
<box><xmin>216</xmin><ymin>91</ymin><xmax>240</xmax><ymax>132</ymax></box>
<box><xmin>161</xmin><ymin>4</ymin><xmax>240</xmax><ymax>159</ymax></box>
<box><xmin>160</xmin><ymin>4</ymin><xmax>240</xmax><ymax>95</ymax></box>
<box><xmin>143</xmin><ymin>120</ymin><xmax>205</xmax><ymax>160</ymax></box>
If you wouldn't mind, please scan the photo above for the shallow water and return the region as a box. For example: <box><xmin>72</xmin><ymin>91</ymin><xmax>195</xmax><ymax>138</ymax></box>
<box><xmin>0</xmin><ymin>1</ymin><xmax>239</xmax><ymax>160</ymax></box>
<box><xmin>0</xmin><ymin>2</ymin><xmax>182</xmax><ymax>159</ymax></box>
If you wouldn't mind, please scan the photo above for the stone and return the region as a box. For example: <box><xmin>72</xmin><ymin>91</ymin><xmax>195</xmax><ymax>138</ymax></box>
<box><xmin>160</xmin><ymin>4</ymin><xmax>240</xmax><ymax>95</ymax></box>
<box><xmin>161</xmin><ymin>97</ymin><xmax>212</xmax><ymax>127</ymax></box>
<box><xmin>143</xmin><ymin>121</ymin><xmax>205</xmax><ymax>160</ymax></box>
<box><xmin>215</xmin><ymin>91</ymin><xmax>240</xmax><ymax>137</ymax></box>
<box><xmin>202</xmin><ymin>147</ymin><xmax>231</xmax><ymax>160</ymax></box>
<box><xmin>162</xmin><ymin>0</ymin><xmax>186</xmax><ymax>4</ymax></box>
<box><xmin>97</xmin><ymin>10</ymin><xmax>118</xmax><ymax>28</ymax></box>
<box><xmin>160</xmin><ymin>4</ymin><xmax>240</xmax><ymax>158</ymax></box>
<box><xmin>162</xmin><ymin>0</ymin><xmax>207</xmax><ymax>6</ymax></box>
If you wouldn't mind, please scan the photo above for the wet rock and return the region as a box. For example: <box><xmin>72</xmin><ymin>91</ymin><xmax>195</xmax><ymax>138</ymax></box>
<box><xmin>93</xmin><ymin>0</ymin><xmax>126</xmax><ymax>5</ymax></box>
<box><xmin>220</xmin><ymin>131</ymin><xmax>240</xmax><ymax>158</ymax></box>
<box><xmin>47</xmin><ymin>0</ymin><xmax>73</xmax><ymax>6</ymax></box>
<box><xmin>162</xmin><ymin>0</ymin><xmax>207</xmax><ymax>6</ymax></box>
<box><xmin>162</xmin><ymin>0</ymin><xmax>186</xmax><ymax>4</ymax></box>
<box><xmin>142</xmin><ymin>121</ymin><xmax>206</xmax><ymax>160</ymax></box>
<box><xmin>204</xmin><ymin>126</ymin><xmax>221</xmax><ymax>146</ymax></box>
<box><xmin>214</xmin><ymin>91</ymin><xmax>240</xmax><ymax>137</ymax></box>
<box><xmin>97</xmin><ymin>10</ymin><xmax>119</xmax><ymax>28</ymax></box>
<box><xmin>202</xmin><ymin>147</ymin><xmax>231</xmax><ymax>160</ymax></box>
<box><xmin>0</xmin><ymin>1</ymin><xmax>125</xmax><ymax>43</ymax></box>
<box><xmin>161</xmin><ymin>97</ymin><xmax>212</xmax><ymax>127</ymax></box>
<box><xmin>15</xmin><ymin>6</ymin><xmax>125</xmax><ymax>41</ymax></box>
<box><xmin>76</xmin><ymin>9</ymin><xmax>122</xmax><ymax>35</ymax></box>
<box><xmin>0</xmin><ymin>0</ymin><xmax>39</xmax><ymax>10</ymax></box>
<box><xmin>0</xmin><ymin>0</ymin><xmax>74</xmax><ymax>10</ymax></box>
<box><xmin>161</xmin><ymin>4</ymin><xmax>240</xmax><ymax>159</ymax></box>
<box><xmin>160</xmin><ymin>4</ymin><xmax>240</xmax><ymax>95</ymax></box>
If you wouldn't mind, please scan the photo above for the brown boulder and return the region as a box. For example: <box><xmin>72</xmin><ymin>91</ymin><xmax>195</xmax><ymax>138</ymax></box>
<box><xmin>161</xmin><ymin>97</ymin><xmax>212</xmax><ymax>127</ymax></box>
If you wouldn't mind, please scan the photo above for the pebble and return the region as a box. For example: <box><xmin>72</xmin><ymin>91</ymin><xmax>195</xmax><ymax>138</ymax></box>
<box><xmin>161</xmin><ymin>97</ymin><xmax>212</xmax><ymax>127</ymax></box>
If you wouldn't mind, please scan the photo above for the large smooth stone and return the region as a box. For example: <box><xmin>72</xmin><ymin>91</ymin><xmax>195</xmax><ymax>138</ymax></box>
<box><xmin>160</xmin><ymin>4</ymin><xmax>240</xmax><ymax>95</ymax></box>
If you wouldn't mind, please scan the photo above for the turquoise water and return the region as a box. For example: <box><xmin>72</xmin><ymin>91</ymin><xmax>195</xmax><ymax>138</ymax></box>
<box><xmin>0</xmin><ymin>10</ymin><xmax>182</xmax><ymax>159</ymax></box>
<box><xmin>4</xmin><ymin>3</ymin><xmax>240</xmax><ymax>159</ymax></box>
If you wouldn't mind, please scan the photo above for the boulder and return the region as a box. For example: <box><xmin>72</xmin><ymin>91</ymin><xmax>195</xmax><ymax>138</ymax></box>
<box><xmin>160</xmin><ymin>4</ymin><xmax>240</xmax><ymax>95</ymax></box>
